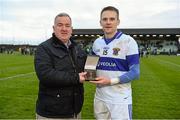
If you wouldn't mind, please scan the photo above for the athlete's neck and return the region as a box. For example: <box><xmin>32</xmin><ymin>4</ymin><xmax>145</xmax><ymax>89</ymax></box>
<box><xmin>105</xmin><ymin>31</ymin><xmax>118</xmax><ymax>39</ymax></box>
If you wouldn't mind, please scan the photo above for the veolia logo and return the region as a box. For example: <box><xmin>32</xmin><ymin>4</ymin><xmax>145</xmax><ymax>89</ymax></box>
<box><xmin>97</xmin><ymin>62</ymin><xmax>116</xmax><ymax>67</ymax></box>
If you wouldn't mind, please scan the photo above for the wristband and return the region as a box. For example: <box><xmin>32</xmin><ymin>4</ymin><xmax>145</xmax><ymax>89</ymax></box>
<box><xmin>110</xmin><ymin>78</ymin><xmax>120</xmax><ymax>85</ymax></box>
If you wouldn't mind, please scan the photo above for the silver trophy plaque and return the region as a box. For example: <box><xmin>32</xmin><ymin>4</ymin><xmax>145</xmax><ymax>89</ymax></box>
<box><xmin>85</xmin><ymin>55</ymin><xmax>99</xmax><ymax>81</ymax></box>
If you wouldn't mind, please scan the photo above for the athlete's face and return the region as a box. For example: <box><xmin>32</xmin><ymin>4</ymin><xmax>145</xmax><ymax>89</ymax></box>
<box><xmin>100</xmin><ymin>10</ymin><xmax>120</xmax><ymax>37</ymax></box>
<box><xmin>53</xmin><ymin>16</ymin><xmax>72</xmax><ymax>43</ymax></box>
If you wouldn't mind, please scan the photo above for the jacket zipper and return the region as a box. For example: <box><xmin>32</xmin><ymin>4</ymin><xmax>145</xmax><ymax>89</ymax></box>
<box><xmin>67</xmin><ymin>48</ymin><xmax>77</xmax><ymax>116</ymax></box>
<box><xmin>67</xmin><ymin>49</ymin><xmax>77</xmax><ymax>73</ymax></box>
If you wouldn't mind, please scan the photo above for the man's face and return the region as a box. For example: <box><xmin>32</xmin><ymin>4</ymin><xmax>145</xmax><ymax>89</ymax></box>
<box><xmin>53</xmin><ymin>16</ymin><xmax>72</xmax><ymax>43</ymax></box>
<box><xmin>100</xmin><ymin>10</ymin><xmax>120</xmax><ymax>36</ymax></box>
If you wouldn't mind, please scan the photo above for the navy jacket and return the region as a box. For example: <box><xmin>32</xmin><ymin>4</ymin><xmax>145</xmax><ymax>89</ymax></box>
<box><xmin>34</xmin><ymin>33</ymin><xmax>87</xmax><ymax>118</ymax></box>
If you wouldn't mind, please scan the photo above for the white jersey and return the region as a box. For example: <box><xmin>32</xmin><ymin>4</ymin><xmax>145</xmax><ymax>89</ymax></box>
<box><xmin>92</xmin><ymin>31</ymin><xmax>139</xmax><ymax>104</ymax></box>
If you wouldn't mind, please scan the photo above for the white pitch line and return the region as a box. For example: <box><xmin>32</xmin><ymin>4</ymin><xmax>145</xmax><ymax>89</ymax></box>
<box><xmin>0</xmin><ymin>72</ymin><xmax>35</xmax><ymax>81</ymax></box>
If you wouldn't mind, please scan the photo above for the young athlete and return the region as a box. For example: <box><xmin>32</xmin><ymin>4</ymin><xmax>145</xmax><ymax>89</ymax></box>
<box><xmin>90</xmin><ymin>6</ymin><xmax>140</xmax><ymax>119</ymax></box>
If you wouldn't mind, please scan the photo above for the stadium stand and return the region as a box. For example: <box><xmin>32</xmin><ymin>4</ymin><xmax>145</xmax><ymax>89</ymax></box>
<box><xmin>0</xmin><ymin>28</ymin><xmax>180</xmax><ymax>55</ymax></box>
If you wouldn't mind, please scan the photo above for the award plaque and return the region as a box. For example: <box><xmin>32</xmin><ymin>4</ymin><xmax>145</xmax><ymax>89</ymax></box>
<box><xmin>85</xmin><ymin>55</ymin><xmax>99</xmax><ymax>81</ymax></box>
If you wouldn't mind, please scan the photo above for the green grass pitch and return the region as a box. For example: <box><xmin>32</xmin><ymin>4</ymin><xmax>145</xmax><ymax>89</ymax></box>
<box><xmin>0</xmin><ymin>53</ymin><xmax>180</xmax><ymax>119</ymax></box>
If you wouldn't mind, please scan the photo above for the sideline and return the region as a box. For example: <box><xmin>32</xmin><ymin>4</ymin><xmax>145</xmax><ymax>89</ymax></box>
<box><xmin>0</xmin><ymin>72</ymin><xmax>35</xmax><ymax>81</ymax></box>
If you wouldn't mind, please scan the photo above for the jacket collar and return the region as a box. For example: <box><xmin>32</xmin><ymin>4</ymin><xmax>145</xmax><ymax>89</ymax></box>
<box><xmin>51</xmin><ymin>33</ymin><xmax>76</xmax><ymax>48</ymax></box>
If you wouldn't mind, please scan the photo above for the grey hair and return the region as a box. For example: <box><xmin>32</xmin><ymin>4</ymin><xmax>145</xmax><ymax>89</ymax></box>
<box><xmin>54</xmin><ymin>12</ymin><xmax>72</xmax><ymax>24</ymax></box>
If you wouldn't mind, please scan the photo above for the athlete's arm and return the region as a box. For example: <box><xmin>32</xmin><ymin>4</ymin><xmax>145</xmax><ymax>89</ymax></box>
<box><xmin>111</xmin><ymin>64</ymin><xmax>140</xmax><ymax>85</ymax></box>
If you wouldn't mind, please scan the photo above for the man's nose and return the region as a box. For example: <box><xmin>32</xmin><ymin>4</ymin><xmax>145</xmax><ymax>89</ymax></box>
<box><xmin>61</xmin><ymin>25</ymin><xmax>67</xmax><ymax>30</ymax></box>
<box><xmin>106</xmin><ymin>19</ymin><xmax>111</xmax><ymax>24</ymax></box>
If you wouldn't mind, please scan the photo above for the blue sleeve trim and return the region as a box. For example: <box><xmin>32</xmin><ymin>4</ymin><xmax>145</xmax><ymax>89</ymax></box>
<box><xmin>126</xmin><ymin>54</ymin><xmax>139</xmax><ymax>66</ymax></box>
<box><xmin>119</xmin><ymin>64</ymin><xmax>140</xmax><ymax>83</ymax></box>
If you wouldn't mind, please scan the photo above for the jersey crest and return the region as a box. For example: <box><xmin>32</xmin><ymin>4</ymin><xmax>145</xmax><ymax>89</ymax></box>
<box><xmin>113</xmin><ymin>48</ymin><xmax>120</xmax><ymax>56</ymax></box>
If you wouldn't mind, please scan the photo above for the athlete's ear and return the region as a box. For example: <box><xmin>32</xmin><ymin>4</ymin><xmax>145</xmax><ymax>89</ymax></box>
<box><xmin>100</xmin><ymin>20</ymin><xmax>102</xmax><ymax>27</ymax></box>
<box><xmin>117</xmin><ymin>19</ymin><xmax>120</xmax><ymax>25</ymax></box>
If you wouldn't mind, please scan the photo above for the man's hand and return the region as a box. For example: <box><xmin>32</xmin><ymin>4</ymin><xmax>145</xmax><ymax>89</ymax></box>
<box><xmin>90</xmin><ymin>76</ymin><xmax>111</xmax><ymax>85</ymax></box>
<box><xmin>79</xmin><ymin>72</ymin><xmax>87</xmax><ymax>83</ymax></box>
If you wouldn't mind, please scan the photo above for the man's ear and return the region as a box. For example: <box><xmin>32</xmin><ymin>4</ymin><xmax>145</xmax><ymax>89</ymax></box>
<box><xmin>53</xmin><ymin>25</ymin><xmax>55</xmax><ymax>32</ymax></box>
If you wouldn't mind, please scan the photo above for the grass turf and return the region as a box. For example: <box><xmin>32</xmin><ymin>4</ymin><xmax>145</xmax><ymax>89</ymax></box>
<box><xmin>0</xmin><ymin>53</ymin><xmax>180</xmax><ymax>119</ymax></box>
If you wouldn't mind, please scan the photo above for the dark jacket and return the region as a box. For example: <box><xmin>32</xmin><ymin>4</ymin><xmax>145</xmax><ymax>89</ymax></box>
<box><xmin>34</xmin><ymin>34</ymin><xmax>87</xmax><ymax>118</ymax></box>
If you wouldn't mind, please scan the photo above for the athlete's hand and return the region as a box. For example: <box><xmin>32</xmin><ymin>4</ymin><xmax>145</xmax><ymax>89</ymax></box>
<box><xmin>90</xmin><ymin>76</ymin><xmax>111</xmax><ymax>85</ymax></box>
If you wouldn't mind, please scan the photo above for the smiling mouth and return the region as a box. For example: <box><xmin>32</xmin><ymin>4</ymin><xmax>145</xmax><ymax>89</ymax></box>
<box><xmin>105</xmin><ymin>27</ymin><xmax>112</xmax><ymax>28</ymax></box>
<box><xmin>61</xmin><ymin>33</ymin><xmax>67</xmax><ymax>35</ymax></box>
<box><xmin>105</xmin><ymin>26</ymin><xmax>112</xmax><ymax>28</ymax></box>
